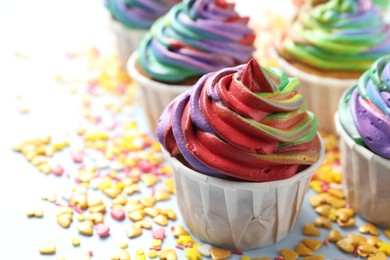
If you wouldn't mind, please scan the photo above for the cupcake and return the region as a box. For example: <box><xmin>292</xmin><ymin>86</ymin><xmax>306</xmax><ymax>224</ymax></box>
<box><xmin>105</xmin><ymin>0</ymin><xmax>180</xmax><ymax>68</ymax></box>
<box><xmin>274</xmin><ymin>0</ymin><xmax>390</xmax><ymax>133</ymax></box>
<box><xmin>157</xmin><ymin>59</ymin><xmax>325</xmax><ymax>250</ymax></box>
<box><xmin>128</xmin><ymin>0</ymin><xmax>255</xmax><ymax>133</ymax></box>
<box><xmin>336</xmin><ymin>55</ymin><xmax>390</xmax><ymax>228</ymax></box>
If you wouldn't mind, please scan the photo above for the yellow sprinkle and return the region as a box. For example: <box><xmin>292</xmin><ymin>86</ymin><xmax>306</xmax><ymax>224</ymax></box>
<box><xmin>330</xmin><ymin>172</ymin><xmax>342</xmax><ymax>183</ymax></box>
<box><xmin>148</xmin><ymin>250</ymin><xmax>158</xmax><ymax>258</ymax></box>
<box><xmin>20</xmin><ymin>108</ymin><xmax>29</xmax><ymax>114</ymax></box>
<box><xmin>119</xmin><ymin>242</ymin><xmax>128</xmax><ymax>249</ymax></box>
<box><xmin>135</xmin><ymin>249</ymin><xmax>146</xmax><ymax>260</ymax></box>
<box><xmin>77</xmin><ymin>214</ymin><xmax>86</xmax><ymax>221</ymax></box>
<box><xmin>177</xmin><ymin>235</ymin><xmax>195</xmax><ymax>246</ymax></box>
<box><xmin>241</xmin><ymin>256</ymin><xmax>251</xmax><ymax>260</ymax></box>
<box><xmin>152</xmin><ymin>239</ymin><xmax>162</xmax><ymax>247</ymax></box>
<box><xmin>309</xmin><ymin>180</ymin><xmax>322</xmax><ymax>193</ymax></box>
<box><xmin>72</xmin><ymin>238</ymin><xmax>81</xmax><ymax>247</ymax></box>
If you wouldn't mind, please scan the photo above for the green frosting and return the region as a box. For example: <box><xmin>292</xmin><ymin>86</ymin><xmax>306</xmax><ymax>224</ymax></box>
<box><xmin>283</xmin><ymin>0</ymin><xmax>390</xmax><ymax>72</ymax></box>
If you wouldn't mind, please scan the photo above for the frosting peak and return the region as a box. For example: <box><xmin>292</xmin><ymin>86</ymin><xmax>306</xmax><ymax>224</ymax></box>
<box><xmin>157</xmin><ymin>59</ymin><xmax>321</xmax><ymax>182</ymax></box>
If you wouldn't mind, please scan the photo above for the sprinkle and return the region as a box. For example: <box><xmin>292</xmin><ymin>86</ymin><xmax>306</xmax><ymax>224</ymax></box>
<box><xmin>72</xmin><ymin>238</ymin><xmax>81</xmax><ymax>247</ymax></box>
<box><xmin>185</xmin><ymin>246</ymin><xmax>202</xmax><ymax>260</ymax></box>
<box><xmin>51</xmin><ymin>165</ymin><xmax>64</xmax><ymax>176</ymax></box>
<box><xmin>95</xmin><ymin>223</ymin><xmax>110</xmax><ymax>238</ymax></box>
<box><xmin>148</xmin><ymin>250</ymin><xmax>158</xmax><ymax>258</ymax></box>
<box><xmin>177</xmin><ymin>235</ymin><xmax>195</xmax><ymax>247</ymax></box>
<box><xmin>110</xmin><ymin>208</ymin><xmax>125</xmax><ymax>221</ymax></box>
<box><xmin>38</xmin><ymin>241</ymin><xmax>56</xmax><ymax>255</ymax></box>
<box><xmin>378</xmin><ymin>242</ymin><xmax>390</xmax><ymax>256</ymax></box>
<box><xmin>77</xmin><ymin>220</ymin><xmax>94</xmax><ymax>236</ymax></box>
<box><xmin>152</xmin><ymin>228</ymin><xmax>166</xmax><ymax>240</ymax></box>
<box><xmin>152</xmin><ymin>239</ymin><xmax>162</xmax><ymax>247</ymax></box>
<box><xmin>71</xmin><ymin>152</ymin><xmax>84</xmax><ymax>163</ymax></box>
<box><xmin>26</xmin><ymin>209</ymin><xmax>44</xmax><ymax>218</ymax></box>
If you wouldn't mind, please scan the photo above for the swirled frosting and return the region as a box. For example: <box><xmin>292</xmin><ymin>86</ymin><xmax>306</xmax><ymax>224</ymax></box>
<box><xmin>137</xmin><ymin>0</ymin><xmax>255</xmax><ymax>83</ymax></box>
<box><xmin>280</xmin><ymin>0</ymin><xmax>390</xmax><ymax>72</ymax></box>
<box><xmin>157</xmin><ymin>59</ymin><xmax>322</xmax><ymax>182</ymax></box>
<box><xmin>339</xmin><ymin>55</ymin><xmax>390</xmax><ymax>159</ymax></box>
<box><xmin>105</xmin><ymin>0</ymin><xmax>180</xmax><ymax>29</ymax></box>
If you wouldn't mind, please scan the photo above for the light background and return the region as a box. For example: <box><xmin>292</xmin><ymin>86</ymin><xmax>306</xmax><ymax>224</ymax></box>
<box><xmin>0</xmin><ymin>0</ymin><xmax>388</xmax><ymax>259</ymax></box>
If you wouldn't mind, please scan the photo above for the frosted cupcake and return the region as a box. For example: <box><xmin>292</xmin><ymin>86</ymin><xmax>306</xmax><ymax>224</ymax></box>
<box><xmin>274</xmin><ymin>0</ymin><xmax>390</xmax><ymax>133</ymax></box>
<box><xmin>157</xmin><ymin>59</ymin><xmax>325</xmax><ymax>249</ymax></box>
<box><xmin>128</xmin><ymin>0</ymin><xmax>255</xmax><ymax>133</ymax></box>
<box><xmin>105</xmin><ymin>0</ymin><xmax>180</xmax><ymax>68</ymax></box>
<box><xmin>336</xmin><ymin>55</ymin><xmax>390</xmax><ymax>228</ymax></box>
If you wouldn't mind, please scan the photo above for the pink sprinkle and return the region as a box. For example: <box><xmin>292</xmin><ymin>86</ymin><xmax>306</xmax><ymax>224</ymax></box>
<box><xmin>89</xmin><ymin>251</ymin><xmax>93</xmax><ymax>256</ymax></box>
<box><xmin>319</xmin><ymin>180</ymin><xmax>329</xmax><ymax>192</ymax></box>
<box><xmin>274</xmin><ymin>256</ymin><xmax>284</xmax><ymax>260</ymax></box>
<box><xmin>149</xmin><ymin>247</ymin><xmax>161</xmax><ymax>251</ymax></box>
<box><xmin>231</xmin><ymin>250</ymin><xmax>243</xmax><ymax>255</ymax></box>
<box><xmin>71</xmin><ymin>152</ymin><xmax>84</xmax><ymax>163</ymax></box>
<box><xmin>137</xmin><ymin>161</ymin><xmax>153</xmax><ymax>172</ymax></box>
<box><xmin>323</xmin><ymin>239</ymin><xmax>329</xmax><ymax>246</ymax></box>
<box><xmin>75</xmin><ymin>178</ymin><xmax>81</xmax><ymax>184</ymax></box>
<box><xmin>143</xmin><ymin>140</ymin><xmax>152</xmax><ymax>148</ymax></box>
<box><xmin>73</xmin><ymin>206</ymin><xmax>83</xmax><ymax>214</ymax></box>
<box><xmin>95</xmin><ymin>223</ymin><xmax>110</xmax><ymax>238</ymax></box>
<box><xmin>170</xmin><ymin>226</ymin><xmax>175</xmax><ymax>232</ymax></box>
<box><xmin>87</xmin><ymin>81</ymin><xmax>98</xmax><ymax>95</ymax></box>
<box><xmin>51</xmin><ymin>165</ymin><xmax>64</xmax><ymax>176</ymax></box>
<box><xmin>116</xmin><ymin>84</ymin><xmax>127</xmax><ymax>94</ymax></box>
<box><xmin>152</xmin><ymin>228</ymin><xmax>165</xmax><ymax>240</ymax></box>
<box><xmin>187</xmin><ymin>243</ymin><xmax>193</xmax><ymax>248</ymax></box>
<box><xmin>353</xmin><ymin>246</ymin><xmax>359</xmax><ymax>257</ymax></box>
<box><xmin>175</xmin><ymin>245</ymin><xmax>184</xmax><ymax>250</ymax></box>
<box><xmin>110</xmin><ymin>208</ymin><xmax>125</xmax><ymax>221</ymax></box>
<box><xmin>105</xmin><ymin>122</ymin><xmax>117</xmax><ymax>131</ymax></box>
<box><xmin>151</xmin><ymin>186</ymin><xmax>156</xmax><ymax>197</ymax></box>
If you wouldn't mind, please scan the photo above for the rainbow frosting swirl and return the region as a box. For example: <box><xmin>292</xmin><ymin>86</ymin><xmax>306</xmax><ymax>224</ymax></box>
<box><xmin>105</xmin><ymin>0</ymin><xmax>180</xmax><ymax>29</ymax></box>
<box><xmin>157</xmin><ymin>59</ymin><xmax>322</xmax><ymax>182</ymax></box>
<box><xmin>339</xmin><ymin>55</ymin><xmax>390</xmax><ymax>159</ymax></box>
<box><xmin>281</xmin><ymin>0</ymin><xmax>390</xmax><ymax>72</ymax></box>
<box><xmin>137</xmin><ymin>0</ymin><xmax>255</xmax><ymax>83</ymax></box>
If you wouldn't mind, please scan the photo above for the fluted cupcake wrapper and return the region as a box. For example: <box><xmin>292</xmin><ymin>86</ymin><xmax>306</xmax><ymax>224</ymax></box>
<box><xmin>335</xmin><ymin>113</ymin><xmax>390</xmax><ymax>228</ymax></box>
<box><xmin>128</xmin><ymin>52</ymin><xmax>190</xmax><ymax>134</ymax></box>
<box><xmin>272</xmin><ymin>49</ymin><xmax>357</xmax><ymax>134</ymax></box>
<box><xmin>111</xmin><ymin>19</ymin><xmax>147</xmax><ymax>68</ymax></box>
<box><xmin>162</xmin><ymin>137</ymin><xmax>325</xmax><ymax>250</ymax></box>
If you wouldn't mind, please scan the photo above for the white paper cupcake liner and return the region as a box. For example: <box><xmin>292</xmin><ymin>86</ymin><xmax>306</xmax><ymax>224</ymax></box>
<box><xmin>111</xmin><ymin>19</ymin><xmax>147</xmax><ymax>69</ymax></box>
<box><xmin>162</xmin><ymin>137</ymin><xmax>325</xmax><ymax>250</ymax></box>
<box><xmin>128</xmin><ymin>52</ymin><xmax>191</xmax><ymax>134</ymax></box>
<box><xmin>272</xmin><ymin>50</ymin><xmax>357</xmax><ymax>134</ymax></box>
<box><xmin>335</xmin><ymin>113</ymin><xmax>390</xmax><ymax>228</ymax></box>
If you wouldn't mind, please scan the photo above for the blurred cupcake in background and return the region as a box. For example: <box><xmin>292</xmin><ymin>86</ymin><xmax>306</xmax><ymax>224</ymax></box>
<box><xmin>274</xmin><ymin>0</ymin><xmax>390</xmax><ymax>133</ymax></box>
<box><xmin>128</xmin><ymin>0</ymin><xmax>255</xmax><ymax>133</ymax></box>
<box><xmin>336</xmin><ymin>55</ymin><xmax>390</xmax><ymax>228</ymax></box>
<box><xmin>105</xmin><ymin>0</ymin><xmax>181</xmax><ymax>68</ymax></box>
